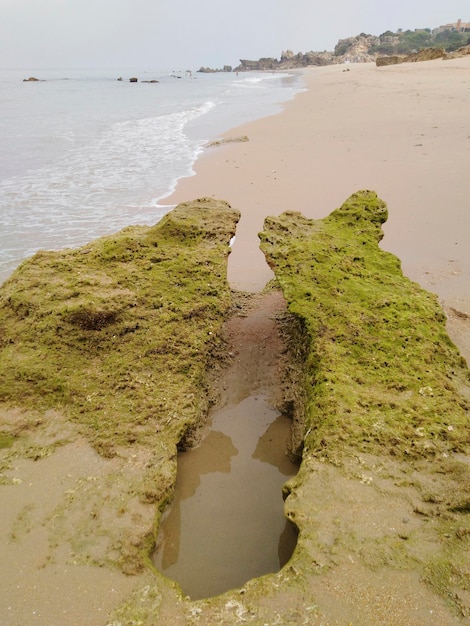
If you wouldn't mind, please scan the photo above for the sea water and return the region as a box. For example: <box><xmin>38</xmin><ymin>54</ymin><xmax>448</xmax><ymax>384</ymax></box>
<box><xmin>0</xmin><ymin>68</ymin><xmax>304</xmax><ymax>284</ymax></box>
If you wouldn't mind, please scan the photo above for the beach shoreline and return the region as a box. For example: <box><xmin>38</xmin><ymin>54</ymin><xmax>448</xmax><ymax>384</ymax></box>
<box><xmin>1</xmin><ymin>59</ymin><xmax>470</xmax><ymax>625</ymax></box>
<box><xmin>161</xmin><ymin>57</ymin><xmax>470</xmax><ymax>361</ymax></box>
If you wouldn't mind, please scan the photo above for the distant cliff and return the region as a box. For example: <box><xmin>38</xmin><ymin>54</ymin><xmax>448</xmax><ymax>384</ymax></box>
<box><xmin>228</xmin><ymin>34</ymin><xmax>391</xmax><ymax>72</ymax></box>
<box><xmin>200</xmin><ymin>24</ymin><xmax>470</xmax><ymax>72</ymax></box>
<box><xmin>231</xmin><ymin>35</ymin><xmax>380</xmax><ymax>72</ymax></box>
<box><xmin>235</xmin><ymin>49</ymin><xmax>338</xmax><ymax>71</ymax></box>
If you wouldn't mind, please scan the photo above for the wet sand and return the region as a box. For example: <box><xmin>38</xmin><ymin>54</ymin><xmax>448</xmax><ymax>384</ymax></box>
<box><xmin>162</xmin><ymin>57</ymin><xmax>470</xmax><ymax>362</ymax></box>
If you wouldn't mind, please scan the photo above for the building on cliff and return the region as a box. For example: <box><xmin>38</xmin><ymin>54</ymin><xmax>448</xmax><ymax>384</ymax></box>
<box><xmin>433</xmin><ymin>18</ymin><xmax>470</xmax><ymax>35</ymax></box>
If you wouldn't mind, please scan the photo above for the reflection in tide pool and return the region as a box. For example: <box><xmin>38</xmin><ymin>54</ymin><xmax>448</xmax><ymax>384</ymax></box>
<box><xmin>153</xmin><ymin>394</ymin><xmax>298</xmax><ymax>600</ymax></box>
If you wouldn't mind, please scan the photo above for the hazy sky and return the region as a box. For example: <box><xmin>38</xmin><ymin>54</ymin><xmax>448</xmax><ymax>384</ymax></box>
<box><xmin>1</xmin><ymin>0</ymin><xmax>469</xmax><ymax>70</ymax></box>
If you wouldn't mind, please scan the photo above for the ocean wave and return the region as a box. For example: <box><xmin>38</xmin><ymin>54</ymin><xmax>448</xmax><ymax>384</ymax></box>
<box><xmin>0</xmin><ymin>101</ymin><xmax>216</xmax><ymax>282</ymax></box>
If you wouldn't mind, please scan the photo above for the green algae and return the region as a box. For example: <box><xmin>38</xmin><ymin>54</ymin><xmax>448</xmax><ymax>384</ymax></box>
<box><xmin>0</xmin><ymin>432</ymin><xmax>14</xmax><ymax>449</ymax></box>
<box><xmin>110</xmin><ymin>192</ymin><xmax>470</xmax><ymax>624</ymax></box>
<box><xmin>2</xmin><ymin>191</ymin><xmax>470</xmax><ymax>622</ymax></box>
<box><xmin>259</xmin><ymin>190</ymin><xmax>470</xmax><ymax>616</ymax></box>
<box><xmin>0</xmin><ymin>198</ymin><xmax>239</xmax><ymax>574</ymax></box>
<box><xmin>259</xmin><ymin>190</ymin><xmax>470</xmax><ymax>460</ymax></box>
<box><xmin>0</xmin><ymin>198</ymin><xmax>239</xmax><ymax>457</ymax></box>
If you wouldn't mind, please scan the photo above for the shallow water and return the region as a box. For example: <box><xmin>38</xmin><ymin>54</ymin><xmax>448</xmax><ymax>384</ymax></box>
<box><xmin>0</xmin><ymin>69</ymin><xmax>303</xmax><ymax>284</ymax></box>
<box><xmin>153</xmin><ymin>394</ymin><xmax>298</xmax><ymax>600</ymax></box>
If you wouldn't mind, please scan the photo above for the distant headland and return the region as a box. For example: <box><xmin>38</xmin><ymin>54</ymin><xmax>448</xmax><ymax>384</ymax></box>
<box><xmin>198</xmin><ymin>18</ymin><xmax>470</xmax><ymax>72</ymax></box>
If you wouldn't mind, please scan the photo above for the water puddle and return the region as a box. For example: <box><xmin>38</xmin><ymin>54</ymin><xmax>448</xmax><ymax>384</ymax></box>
<box><xmin>153</xmin><ymin>393</ymin><xmax>298</xmax><ymax>600</ymax></box>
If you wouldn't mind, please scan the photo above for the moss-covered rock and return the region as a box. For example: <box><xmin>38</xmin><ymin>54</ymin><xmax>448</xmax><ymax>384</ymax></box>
<box><xmin>256</xmin><ymin>191</ymin><xmax>470</xmax><ymax>619</ymax></box>
<box><xmin>0</xmin><ymin>198</ymin><xmax>239</xmax><ymax>571</ymax></box>
<box><xmin>0</xmin><ymin>198</ymin><xmax>238</xmax><ymax>452</ymax></box>
<box><xmin>260</xmin><ymin>190</ymin><xmax>469</xmax><ymax>460</ymax></box>
<box><xmin>2</xmin><ymin>192</ymin><xmax>469</xmax><ymax>623</ymax></box>
<box><xmin>111</xmin><ymin>192</ymin><xmax>470</xmax><ymax>624</ymax></box>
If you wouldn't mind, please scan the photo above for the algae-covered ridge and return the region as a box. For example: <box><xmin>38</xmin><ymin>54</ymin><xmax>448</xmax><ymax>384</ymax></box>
<box><xmin>0</xmin><ymin>198</ymin><xmax>239</xmax><ymax>570</ymax></box>
<box><xmin>260</xmin><ymin>190</ymin><xmax>470</xmax><ymax>461</ymax></box>
<box><xmin>257</xmin><ymin>190</ymin><xmax>470</xmax><ymax>620</ymax></box>
<box><xmin>0</xmin><ymin>198</ymin><xmax>238</xmax><ymax>452</ymax></box>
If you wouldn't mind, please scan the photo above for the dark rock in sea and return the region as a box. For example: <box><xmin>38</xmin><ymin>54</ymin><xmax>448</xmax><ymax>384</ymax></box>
<box><xmin>129</xmin><ymin>77</ymin><xmax>138</xmax><ymax>83</ymax></box>
<box><xmin>23</xmin><ymin>76</ymin><xmax>42</xmax><ymax>82</ymax></box>
<box><xmin>142</xmin><ymin>80</ymin><xmax>159</xmax><ymax>83</ymax></box>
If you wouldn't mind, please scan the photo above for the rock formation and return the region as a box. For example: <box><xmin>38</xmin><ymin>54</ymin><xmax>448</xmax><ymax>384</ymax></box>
<box><xmin>233</xmin><ymin>35</ymin><xmax>381</xmax><ymax>71</ymax></box>
<box><xmin>377</xmin><ymin>47</ymin><xmax>446</xmax><ymax>66</ymax></box>
<box><xmin>376</xmin><ymin>55</ymin><xmax>407</xmax><ymax>66</ymax></box>
<box><xmin>445</xmin><ymin>44</ymin><xmax>470</xmax><ymax>58</ymax></box>
<box><xmin>197</xmin><ymin>65</ymin><xmax>232</xmax><ymax>73</ymax></box>
<box><xmin>114</xmin><ymin>191</ymin><xmax>470</xmax><ymax>623</ymax></box>
<box><xmin>334</xmin><ymin>34</ymin><xmax>380</xmax><ymax>62</ymax></box>
<box><xmin>0</xmin><ymin>197</ymin><xmax>239</xmax><ymax>572</ymax></box>
<box><xmin>1</xmin><ymin>193</ymin><xmax>469</xmax><ymax>623</ymax></box>
<box><xmin>234</xmin><ymin>51</ymin><xmax>336</xmax><ymax>71</ymax></box>
<box><xmin>221</xmin><ymin>24</ymin><xmax>470</xmax><ymax>72</ymax></box>
<box><xmin>376</xmin><ymin>45</ymin><xmax>470</xmax><ymax>66</ymax></box>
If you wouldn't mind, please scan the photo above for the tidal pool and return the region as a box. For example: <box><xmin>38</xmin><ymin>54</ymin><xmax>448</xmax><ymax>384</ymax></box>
<box><xmin>153</xmin><ymin>394</ymin><xmax>298</xmax><ymax>600</ymax></box>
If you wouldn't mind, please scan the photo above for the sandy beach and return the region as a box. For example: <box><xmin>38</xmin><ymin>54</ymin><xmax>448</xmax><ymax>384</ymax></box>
<box><xmin>162</xmin><ymin>56</ymin><xmax>470</xmax><ymax>362</ymax></box>
<box><xmin>1</xmin><ymin>57</ymin><xmax>470</xmax><ymax>626</ymax></box>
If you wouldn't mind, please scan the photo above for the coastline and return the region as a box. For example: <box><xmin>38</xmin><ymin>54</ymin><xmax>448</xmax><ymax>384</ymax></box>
<box><xmin>1</xmin><ymin>61</ymin><xmax>470</xmax><ymax>625</ymax></box>
<box><xmin>161</xmin><ymin>58</ymin><xmax>470</xmax><ymax>362</ymax></box>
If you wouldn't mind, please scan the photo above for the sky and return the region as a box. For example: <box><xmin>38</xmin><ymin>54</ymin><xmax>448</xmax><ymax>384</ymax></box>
<box><xmin>1</xmin><ymin>0</ymin><xmax>469</xmax><ymax>70</ymax></box>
